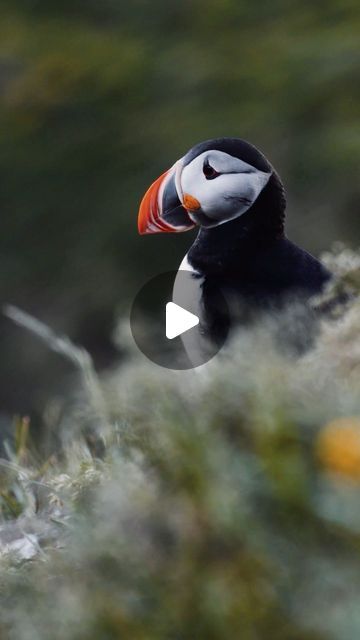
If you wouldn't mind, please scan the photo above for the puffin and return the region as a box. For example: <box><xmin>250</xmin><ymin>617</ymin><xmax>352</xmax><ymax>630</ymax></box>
<box><xmin>137</xmin><ymin>137</ymin><xmax>332</xmax><ymax>354</ymax></box>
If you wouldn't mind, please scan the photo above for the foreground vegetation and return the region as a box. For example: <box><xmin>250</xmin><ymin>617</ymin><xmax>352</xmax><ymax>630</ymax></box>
<box><xmin>0</xmin><ymin>246</ymin><xmax>359</xmax><ymax>639</ymax></box>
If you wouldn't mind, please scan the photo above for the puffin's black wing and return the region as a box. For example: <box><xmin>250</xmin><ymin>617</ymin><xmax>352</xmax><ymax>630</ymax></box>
<box><xmin>256</xmin><ymin>237</ymin><xmax>332</xmax><ymax>298</ymax></box>
<box><xmin>199</xmin><ymin>238</ymin><xmax>332</xmax><ymax>350</ymax></box>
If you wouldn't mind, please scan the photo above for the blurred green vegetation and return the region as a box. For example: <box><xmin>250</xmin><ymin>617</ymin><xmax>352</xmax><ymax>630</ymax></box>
<box><xmin>0</xmin><ymin>250</ymin><xmax>360</xmax><ymax>637</ymax></box>
<box><xmin>0</xmin><ymin>1</ymin><xmax>359</xmax><ymax>414</ymax></box>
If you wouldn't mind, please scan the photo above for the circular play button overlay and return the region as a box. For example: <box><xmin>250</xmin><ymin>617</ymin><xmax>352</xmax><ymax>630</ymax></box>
<box><xmin>130</xmin><ymin>270</ymin><xmax>230</xmax><ymax>369</ymax></box>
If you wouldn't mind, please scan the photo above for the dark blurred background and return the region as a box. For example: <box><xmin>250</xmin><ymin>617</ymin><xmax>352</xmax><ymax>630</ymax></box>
<box><xmin>0</xmin><ymin>0</ymin><xmax>359</xmax><ymax>425</ymax></box>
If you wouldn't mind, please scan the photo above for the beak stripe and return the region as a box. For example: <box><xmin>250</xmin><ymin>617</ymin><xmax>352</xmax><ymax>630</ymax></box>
<box><xmin>138</xmin><ymin>170</ymin><xmax>177</xmax><ymax>234</ymax></box>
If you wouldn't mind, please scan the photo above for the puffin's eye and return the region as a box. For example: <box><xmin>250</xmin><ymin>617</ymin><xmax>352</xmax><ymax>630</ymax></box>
<box><xmin>203</xmin><ymin>160</ymin><xmax>220</xmax><ymax>180</ymax></box>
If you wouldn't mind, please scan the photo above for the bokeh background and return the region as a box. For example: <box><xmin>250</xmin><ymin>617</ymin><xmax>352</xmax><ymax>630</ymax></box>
<box><xmin>0</xmin><ymin>0</ymin><xmax>359</xmax><ymax>422</ymax></box>
<box><xmin>1</xmin><ymin>5</ymin><xmax>360</xmax><ymax>638</ymax></box>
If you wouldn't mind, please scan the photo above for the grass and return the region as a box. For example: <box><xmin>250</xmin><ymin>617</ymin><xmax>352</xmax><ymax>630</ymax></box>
<box><xmin>0</xmin><ymin>244</ymin><xmax>360</xmax><ymax>639</ymax></box>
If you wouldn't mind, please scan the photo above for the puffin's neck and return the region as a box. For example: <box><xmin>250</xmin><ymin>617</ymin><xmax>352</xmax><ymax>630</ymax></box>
<box><xmin>187</xmin><ymin>172</ymin><xmax>286</xmax><ymax>275</ymax></box>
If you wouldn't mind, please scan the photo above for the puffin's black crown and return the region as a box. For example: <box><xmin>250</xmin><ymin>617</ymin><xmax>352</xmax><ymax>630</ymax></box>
<box><xmin>183</xmin><ymin>137</ymin><xmax>273</xmax><ymax>173</ymax></box>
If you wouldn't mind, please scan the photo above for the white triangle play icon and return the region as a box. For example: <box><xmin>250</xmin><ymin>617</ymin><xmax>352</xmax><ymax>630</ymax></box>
<box><xmin>165</xmin><ymin>302</ymin><xmax>199</xmax><ymax>340</ymax></box>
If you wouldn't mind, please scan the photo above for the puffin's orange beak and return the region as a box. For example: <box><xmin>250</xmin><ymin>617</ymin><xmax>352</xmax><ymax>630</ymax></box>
<box><xmin>138</xmin><ymin>170</ymin><xmax>171</xmax><ymax>234</ymax></box>
<box><xmin>138</xmin><ymin>165</ymin><xmax>195</xmax><ymax>235</ymax></box>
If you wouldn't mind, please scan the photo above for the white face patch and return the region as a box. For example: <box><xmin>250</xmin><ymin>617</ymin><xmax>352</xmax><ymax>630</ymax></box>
<box><xmin>178</xmin><ymin>150</ymin><xmax>271</xmax><ymax>227</ymax></box>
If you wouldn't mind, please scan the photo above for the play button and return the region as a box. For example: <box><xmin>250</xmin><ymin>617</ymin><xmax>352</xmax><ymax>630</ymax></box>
<box><xmin>130</xmin><ymin>270</ymin><xmax>230</xmax><ymax>370</ymax></box>
<box><xmin>165</xmin><ymin>302</ymin><xmax>199</xmax><ymax>340</ymax></box>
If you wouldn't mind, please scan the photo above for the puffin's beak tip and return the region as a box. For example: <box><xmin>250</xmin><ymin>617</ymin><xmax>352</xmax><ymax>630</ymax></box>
<box><xmin>137</xmin><ymin>170</ymin><xmax>169</xmax><ymax>235</ymax></box>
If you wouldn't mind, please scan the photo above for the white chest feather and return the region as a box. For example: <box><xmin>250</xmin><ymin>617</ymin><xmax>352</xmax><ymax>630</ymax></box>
<box><xmin>174</xmin><ymin>255</ymin><xmax>203</xmax><ymax>316</ymax></box>
<box><xmin>172</xmin><ymin>254</ymin><xmax>212</xmax><ymax>366</ymax></box>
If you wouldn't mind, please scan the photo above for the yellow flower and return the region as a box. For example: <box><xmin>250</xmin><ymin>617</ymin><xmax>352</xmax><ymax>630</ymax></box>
<box><xmin>317</xmin><ymin>417</ymin><xmax>360</xmax><ymax>480</ymax></box>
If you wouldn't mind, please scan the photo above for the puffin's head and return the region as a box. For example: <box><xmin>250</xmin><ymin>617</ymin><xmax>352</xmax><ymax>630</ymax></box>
<box><xmin>138</xmin><ymin>138</ymin><xmax>284</xmax><ymax>234</ymax></box>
